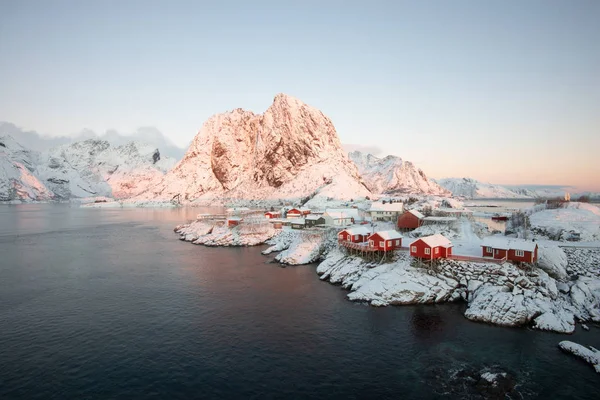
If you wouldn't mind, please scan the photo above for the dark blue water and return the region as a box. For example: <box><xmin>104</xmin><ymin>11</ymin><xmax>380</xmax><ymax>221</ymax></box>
<box><xmin>1</xmin><ymin>204</ymin><xmax>598</xmax><ymax>399</ymax></box>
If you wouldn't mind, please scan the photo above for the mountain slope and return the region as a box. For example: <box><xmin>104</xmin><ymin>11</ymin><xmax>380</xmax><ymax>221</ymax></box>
<box><xmin>349</xmin><ymin>151</ymin><xmax>449</xmax><ymax>196</ymax></box>
<box><xmin>435</xmin><ymin>178</ymin><xmax>532</xmax><ymax>199</ymax></box>
<box><xmin>137</xmin><ymin>93</ymin><xmax>371</xmax><ymax>202</ymax></box>
<box><xmin>0</xmin><ymin>135</ymin><xmax>54</xmax><ymax>201</ymax></box>
<box><xmin>0</xmin><ymin>134</ymin><xmax>176</xmax><ymax>201</ymax></box>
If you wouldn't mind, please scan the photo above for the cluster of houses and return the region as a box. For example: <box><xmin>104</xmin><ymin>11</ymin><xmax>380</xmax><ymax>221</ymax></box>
<box><xmin>221</xmin><ymin>201</ymin><xmax>539</xmax><ymax>265</ymax></box>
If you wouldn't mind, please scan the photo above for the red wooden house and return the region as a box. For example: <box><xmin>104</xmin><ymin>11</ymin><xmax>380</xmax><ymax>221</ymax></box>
<box><xmin>410</xmin><ymin>234</ymin><xmax>453</xmax><ymax>259</ymax></box>
<box><xmin>397</xmin><ymin>209</ymin><xmax>425</xmax><ymax>230</ymax></box>
<box><xmin>367</xmin><ymin>230</ymin><xmax>403</xmax><ymax>251</ymax></box>
<box><xmin>287</xmin><ymin>208</ymin><xmax>311</xmax><ymax>218</ymax></box>
<box><xmin>481</xmin><ymin>236</ymin><xmax>538</xmax><ymax>263</ymax></box>
<box><xmin>338</xmin><ymin>226</ymin><xmax>371</xmax><ymax>243</ymax></box>
<box><xmin>227</xmin><ymin>217</ymin><xmax>242</xmax><ymax>227</ymax></box>
<box><xmin>264</xmin><ymin>211</ymin><xmax>281</xmax><ymax>219</ymax></box>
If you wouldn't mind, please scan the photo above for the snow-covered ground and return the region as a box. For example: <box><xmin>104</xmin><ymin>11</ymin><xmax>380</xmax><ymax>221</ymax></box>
<box><xmin>175</xmin><ymin>219</ymin><xmax>278</xmax><ymax>246</ymax></box>
<box><xmin>530</xmin><ymin>202</ymin><xmax>600</xmax><ymax>242</ymax></box>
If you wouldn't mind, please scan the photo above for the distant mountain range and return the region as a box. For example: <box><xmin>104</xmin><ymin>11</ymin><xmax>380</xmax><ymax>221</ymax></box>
<box><xmin>1</xmin><ymin>133</ymin><xmax>175</xmax><ymax>201</ymax></box>
<box><xmin>348</xmin><ymin>151</ymin><xmax>449</xmax><ymax>196</ymax></box>
<box><xmin>435</xmin><ymin>177</ymin><xmax>598</xmax><ymax>200</ymax></box>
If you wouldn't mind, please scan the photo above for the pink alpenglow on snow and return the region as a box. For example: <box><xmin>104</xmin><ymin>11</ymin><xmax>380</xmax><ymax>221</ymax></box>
<box><xmin>134</xmin><ymin>94</ymin><xmax>371</xmax><ymax>203</ymax></box>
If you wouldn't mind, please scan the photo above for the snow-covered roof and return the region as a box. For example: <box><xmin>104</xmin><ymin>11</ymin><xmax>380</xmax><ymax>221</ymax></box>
<box><xmin>340</xmin><ymin>226</ymin><xmax>371</xmax><ymax>236</ymax></box>
<box><xmin>227</xmin><ymin>207</ymin><xmax>250</xmax><ymax>212</ymax></box>
<box><xmin>423</xmin><ymin>216</ymin><xmax>457</xmax><ymax>222</ymax></box>
<box><xmin>289</xmin><ymin>218</ymin><xmax>305</xmax><ymax>225</ymax></box>
<box><xmin>481</xmin><ymin>236</ymin><xmax>537</xmax><ymax>252</ymax></box>
<box><xmin>324</xmin><ymin>211</ymin><xmax>355</xmax><ymax>219</ymax></box>
<box><xmin>370</xmin><ymin>230</ymin><xmax>403</xmax><ymax>240</ymax></box>
<box><xmin>416</xmin><ymin>234</ymin><xmax>452</xmax><ymax>248</ymax></box>
<box><xmin>408</xmin><ymin>209</ymin><xmax>425</xmax><ymax>219</ymax></box>
<box><xmin>305</xmin><ymin>214</ymin><xmax>323</xmax><ymax>220</ymax></box>
<box><xmin>326</xmin><ymin>208</ymin><xmax>361</xmax><ymax>218</ymax></box>
<box><xmin>228</xmin><ymin>216</ymin><xmax>242</xmax><ymax>221</ymax></box>
<box><xmin>369</xmin><ymin>202</ymin><xmax>403</xmax><ymax>212</ymax></box>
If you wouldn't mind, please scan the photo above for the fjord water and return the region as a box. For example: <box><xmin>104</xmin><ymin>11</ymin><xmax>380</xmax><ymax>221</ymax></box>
<box><xmin>1</xmin><ymin>205</ymin><xmax>598</xmax><ymax>399</ymax></box>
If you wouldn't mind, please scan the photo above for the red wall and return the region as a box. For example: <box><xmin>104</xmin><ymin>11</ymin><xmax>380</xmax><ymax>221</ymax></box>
<box><xmin>397</xmin><ymin>212</ymin><xmax>422</xmax><ymax>229</ymax></box>
<box><xmin>410</xmin><ymin>239</ymin><xmax>449</xmax><ymax>259</ymax></box>
<box><xmin>368</xmin><ymin>233</ymin><xmax>402</xmax><ymax>250</ymax></box>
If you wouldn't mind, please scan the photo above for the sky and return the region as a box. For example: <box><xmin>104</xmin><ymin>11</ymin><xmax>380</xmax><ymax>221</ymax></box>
<box><xmin>1</xmin><ymin>0</ymin><xmax>599</xmax><ymax>191</ymax></box>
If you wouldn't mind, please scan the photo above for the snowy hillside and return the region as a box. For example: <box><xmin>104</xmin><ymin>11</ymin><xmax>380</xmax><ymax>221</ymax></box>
<box><xmin>0</xmin><ymin>134</ymin><xmax>175</xmax><ymax>201</ymax></box>
<box><xmin>436</xmin><ymin>178</ymin><xmax>533</xmax><ymax>199</ymax></box>
<box><xmin>136</xmin><ymin>93</ymin><xmax>371</xmax><ymax>203</ymax></box>
<box><xmin>0</xmin><ymin>135</ymin><xmax>54</xmax><ymax>201</ymax></box>
<box><xmin>349</xmin><ymin>151</ymin><xmax>449</xmax><ymax>196</ymax></box>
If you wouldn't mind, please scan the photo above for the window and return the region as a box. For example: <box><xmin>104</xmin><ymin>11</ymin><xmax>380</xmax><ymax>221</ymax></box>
<box><xmin>515</xmin><ymin>250</ymin><xmax>524</xmax><ymax>257</ymax></box>
<box><xmin>486</xmin><ymin>246</ymin><xmax>492</xmax><ymax>253</ymax></box>
<box><xmin>435</xmin><ymin>247</ymin><xmax>439</xmax><ymax>254</ymax></box>
<box><xmin>353</xmin><ymin>235</ymin><xmax>358</xmax><ymax>240</ymax></box>
<box><xmin>380</xmin><ymin>241</ymin><xmax>385</xmax><ymax>247</ymax></box>
<box><xmin>395</xmin><ymin>240</ymin><xmax>400</xmax><ymax>245</ymax></box>
<box><xmin>411</xmin><ymin>246</ymin><xmax>416</xmax><ymax>253</ymax></box>
<box><xmin>369</xmin><ymin>240</ymin><xmax>374</xmax><ymax>247</ymax></box>
<box><xmin>425</xmin><ymin>248</ymin><xmax>430</xmax><ymax>255</ymax></box>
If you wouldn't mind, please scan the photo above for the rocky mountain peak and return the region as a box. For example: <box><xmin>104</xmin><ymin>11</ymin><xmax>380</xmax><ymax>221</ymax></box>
<box><xmin>140</xmin><ymin>94</ymin><xmax>370</xmax><ymax>202</ymax></box>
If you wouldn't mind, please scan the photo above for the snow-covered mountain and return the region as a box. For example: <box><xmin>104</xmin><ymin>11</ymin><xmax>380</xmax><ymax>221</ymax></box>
<box><xmin>136</xmin><ymin>93</ymin><xmax>371</xmax><ymax>203</ymax></box>
<box><xmin>348</xmin><ymin>151</ymin><xmax>449</xmax><ymax>196</ymax></box>
<box><xmin>435</xmin><ymin>178</ymin><xmax>534</xmax><ymax>199</ymax></box>
<box><xmin>0</xmin><ymin>134</ymin><xmax>175</xmax><ymax>201</ymax></box>
<box><xmin>0</xmin><ymin>135</ymin><xmax>54</xmax><ymax>201</ymax></box>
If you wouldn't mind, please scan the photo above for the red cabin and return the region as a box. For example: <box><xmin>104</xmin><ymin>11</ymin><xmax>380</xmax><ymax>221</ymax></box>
<box><xmin>397</xmin><ymin>209</ymin><xmax>424</xmax><ymax>230</ymax></box>
<box><xmin>227</xmin><ymin>217</ymin><xmax>242</xmax><ymax>227</ymax></box>
<box><xmin>265</xmin><ymin>211</ymin><xmax>281</xmax><ymax>219</ymax></box>
<box><xmin>287</xmin><ymin>208</ymin><xmax>310</xmax><ymax>218</ymax></box>
<box><xmin>367</xmin><ymin>230</ymin><xmax>403</xmax><ymax>251</ymax></box>
<box><xmin>410</xmin><ymin>234</ymin><xmax>453</xmax><ymax>259</ymax></box>
<box><xmin>338</xmin><ymin>226</ymin><xmax>371</xmax><ymax>243</ymax></box>
<box><xmin>481</xmin><ymin>236</ymin><xmax>538</xmax><ymax>263</ymax></box>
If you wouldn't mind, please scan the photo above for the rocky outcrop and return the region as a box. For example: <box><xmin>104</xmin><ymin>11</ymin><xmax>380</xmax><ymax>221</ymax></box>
<box><xmin>138</xmin><ymin>94</ymin><xmax>371</xmax><ymax>203</ymax></box>
<box><xmin>349</xmin><ymin>151</ymin><xmax>449</xmax><ymax>196</ymax></box>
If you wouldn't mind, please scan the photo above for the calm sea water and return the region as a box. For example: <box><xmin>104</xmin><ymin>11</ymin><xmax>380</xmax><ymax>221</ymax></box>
<box><xmin>1</xmin><ymin>204</ymin><xmax>598</xmax><ymax>399</ymax></box>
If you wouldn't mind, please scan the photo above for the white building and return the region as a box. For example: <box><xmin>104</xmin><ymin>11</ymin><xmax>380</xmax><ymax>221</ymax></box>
<box><xmin>368</xmin><ymin>202</ymin><xmax>404</xmax><ymax>221</ymax></box>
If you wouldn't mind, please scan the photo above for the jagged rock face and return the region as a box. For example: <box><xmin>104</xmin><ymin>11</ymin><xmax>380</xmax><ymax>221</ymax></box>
<box><xmin>348</xmin><ymin>151</ymin><xmax>449</xmax><ymax>196</ymax></box>
<box><xmin>143</xmin><ymin>94</ymin><xmax>370</xmax><ymax>202</ymax></box>
<box><xmin>0</xmin><ymin>135</ymin><xmax>54</xmax><ymax>201</ymax></box>
<box><xmin>0</xmin><ymin>134</ymin><xmax>176</xmax><ymax>201</ymax></box>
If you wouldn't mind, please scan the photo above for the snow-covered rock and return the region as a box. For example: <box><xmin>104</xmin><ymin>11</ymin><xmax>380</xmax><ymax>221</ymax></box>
<box><xmin>530</xmin><ymin>202</ymin><xmax>600</xmax><ymax>242</ymax></box>
<box><xmin>558</xmin><ymin>341</ymin><xmax>600</xmax><ymax>374</ymax></box>
<box><xmin>0</xmin><ymin>135</ymin><xmax>54</xmax><ymax>201</ymax></box>
<box><xmin>435</xmin><ymin>177</ymin><xmax>533</xmax><ymax>199</ymax></box>
<box><xmin>175</xmin><ymin>219</ymin><xmax>277</xmax><ymax>247</ymax></box>
<box><xmin>348</xmin><ymin>151</ymin><xmax>448</xmax><ymax>196</ymax></box>
<box><xmin>1</xmin><ymin>133</ymin><xmax>175</xmax><ymax>201</ymax></box>
<box><xmin>275</xmin><ymin>231</ymin><xmax>328</xmax><ymax>265</ymax></box>
<box><xmin>537</xmin><ymin>243</ymin><xmax>569</xmax><ymax>280</ymax></box>
<box><xmin>135</xmin><ymin>93</ymin><xmax>371</xmax><ymax>203</ymax></box>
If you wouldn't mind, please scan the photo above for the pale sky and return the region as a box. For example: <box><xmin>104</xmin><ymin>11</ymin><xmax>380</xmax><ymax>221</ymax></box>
<box><xmin>1</xmin><ymin>0</ymin><xmax>598</xmax><ymax>191</ymax></box>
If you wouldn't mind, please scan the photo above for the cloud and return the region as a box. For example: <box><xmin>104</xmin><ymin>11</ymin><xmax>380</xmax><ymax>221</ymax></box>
<box><xmin>342</xmin><ymin>143</ymin><xmax>383</xmax><ymax>156</ymax></box>
<box><xmin>0</xmin><ymin>122</ymin><xmax>187</xmax><ymax>159</ymax></box>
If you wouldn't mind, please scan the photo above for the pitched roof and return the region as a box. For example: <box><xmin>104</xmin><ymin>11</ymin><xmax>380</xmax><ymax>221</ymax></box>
<box><xmin>370</xmin><ymin>230</ymin><xmax>403</xmax><ymax>241</ymax></box>
<box><xmin>369</xmin><ymin>202</ymin><xmax>404</xmax><ymax>212</ymax></box>
<box><xmin>306</xmin><ymin>214</ymin><xmax>323</xmax><ymax>220</ymax></box>
<box><xmin>481</xmin><ymin>236</ymin><xmax>537</xmax><ymax>252</ymax></box>
<box><xmin>289</xmin><ymin>218</ymin><xmax>305</xmax><ymax>225</ymax></box>
<box><xmin>228</xmin><ymin>216</ymin><xmax>242</xmax><ymax>221</ymax></box>
<box><xmin>324</xmin><ymin>211</ymin><xmax>354</xmax><ymax>219</ymax></box>
<box><xmin>416</xmin><ymin>234</ymin><xmax>452</xmax><ymax>248</ymax></box>
<box><xmin>407</xmin><ymin>209</ymin><xmax>425</xmax><ymax>219</ymax></box>
<box><xmin>341</xmin><ymin>226</ymin><xmax>371</xmax><ymax>236</ymax></box>
<box><xmin>326</xmin><ymin>208</ymin><xmax>361</xmax><ymax>219</ymax></box>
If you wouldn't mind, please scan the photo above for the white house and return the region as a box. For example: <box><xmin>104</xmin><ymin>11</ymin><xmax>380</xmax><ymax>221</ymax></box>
<box><xmin>322</xmin><ymin>211</ymin><xmax>354</xmax><ymax>226</ymax></box>
<box><xmin>368</xmin><ymin>202</ymin><xmax>404</xmax><ymax>221</ymax></box>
